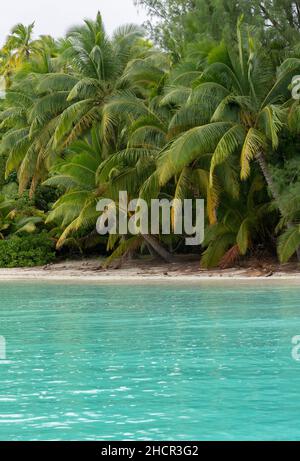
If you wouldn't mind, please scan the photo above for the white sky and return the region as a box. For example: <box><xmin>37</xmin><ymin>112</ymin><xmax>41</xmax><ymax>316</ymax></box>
<box><xmin>0</xmin><ymin>0</ymin><xmax>148</xmax><ymax>45</ymax></box>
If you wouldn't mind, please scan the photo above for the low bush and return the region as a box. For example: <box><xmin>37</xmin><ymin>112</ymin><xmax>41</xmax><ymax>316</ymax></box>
<box><xmin>0</xmin><ymin>234</ymin><xmax>56</xmax><ymax>268</ymax></box>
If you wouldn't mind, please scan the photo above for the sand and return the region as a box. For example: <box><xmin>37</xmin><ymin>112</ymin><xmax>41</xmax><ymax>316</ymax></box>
<box><xmin>0</xmin><ymin>257</ymin><xmax>299</xmax><ymax>283</ymax></box>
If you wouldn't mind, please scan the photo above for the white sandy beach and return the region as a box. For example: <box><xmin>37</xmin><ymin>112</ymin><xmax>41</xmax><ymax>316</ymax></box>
<box><xmin>0</xmin><ymin>257</ymin><xmax>299</xmax><ymax>282</ymax></box>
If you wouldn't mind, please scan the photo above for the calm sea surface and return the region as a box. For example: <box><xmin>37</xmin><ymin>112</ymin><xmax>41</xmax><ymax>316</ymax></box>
<box><xmin>0</xmin><ymin>282</ymin><xmax>300</xmax><ymax>441</ymax></box>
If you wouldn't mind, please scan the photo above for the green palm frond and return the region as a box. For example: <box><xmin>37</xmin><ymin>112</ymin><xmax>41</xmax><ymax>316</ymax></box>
<box><xmin>210</xmin><ymin>124</ymin><xmax>246</xmax><ymax>183</ymax></box>
<box><xmin>53</xmin><ymin>99</ymin><xmax>94</xmax><ymax>147</ymax></box>
<box><xmin>236</xmin><ymin>218</ymin><xmax>251</xmax><ymax>255</ymax></box>
<box><xmin>258</xmin><ymin>105</ymin><xmax>285</xmax><ymax>149</ymax></box>
<box><xmin>103</xmin><ymin>235</ymin><xmax>143</xmax><ymax>268</ymax></box>
<box><xmin>37</xmin><ymin>73</ymin><xmax>79</xmax><ymax>93</ymax></box>
<box><xmin>278</xmin><ymin>226</ymin><xmax>300</xmax><ymax>263</ymax></box>
<box><xmin>201</xmin><ymin>230</ymin><xmax>236</xmax><ymax>268</ymax></box>
<box><xmin>168</xmin><ymin>104</ymin><xmax>210</xmax><ymax>137</ymax></box>
<box><xmin>160</xmin><ymin>86</ymin><xmax>191</xmax><ymax>107</ymax></box>
<box><xmin>158</xmin><ymin>122</ymin><xmax>233</xmax><ymax>185</ymax></box>
<box><xmin>240</xmin><ymin>128</ymin><xmax>266</xmax><ymax>180</ymax></box>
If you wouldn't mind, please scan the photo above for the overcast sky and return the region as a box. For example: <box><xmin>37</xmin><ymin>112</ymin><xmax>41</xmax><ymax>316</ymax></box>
<box><xmin>0</xmin><ymin>0</ymin><xmax>148</xmax><ymax>45</ymax></box>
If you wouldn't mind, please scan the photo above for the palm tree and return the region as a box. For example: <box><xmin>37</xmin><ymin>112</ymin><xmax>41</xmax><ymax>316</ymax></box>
<box><xmin>0</xmin><ymin>15</ymin><xmax>178</xmax><ymax>262</ymax></box>
<box><xmin>0</xmin><ymin>14</ymin><xmax>159</xmax><ymax>194</ymax></box>
<box><xmin>156</xmin><ymin>19</ymin><xmax>300</xmax><ymax>261</ymax></box>
<box><xmin>94</xmin><ymin>47</ymin><xmax>242</xmax><ymax>263</ymax></box>
<box><xmin>44</xmin><ymin>127</ymin><xmax>105</xmax><ymax>249</ymax></box>
<box><xmin>45</xmin><ymin>125</ymin><xmax>173</xmax><ymax>263</ymax></box>
<box><xmin>1</xmin><ymin>23</ymin><xmax>36</xmax><ymax>83</ymax></box>
<box><xmin>201</xmin><ymin>176</ymin><xmax>272</xmax><ymax>267</ymax></box>
<box><xmin>0</xmin><ymin>48</ymin><xmax>71</xmax><ymax>195</ymax></box>
<box><xmin>41</xmin><ymin>13</ymin><xmax>150</xmax><ymax>154</ymax></box>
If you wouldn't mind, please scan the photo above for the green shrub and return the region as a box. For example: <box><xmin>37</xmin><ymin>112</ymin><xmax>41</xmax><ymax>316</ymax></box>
<box><xmin>0</xmin><ymin>234</ymin><xmax>56</xmax><ymax>268</ymax></box>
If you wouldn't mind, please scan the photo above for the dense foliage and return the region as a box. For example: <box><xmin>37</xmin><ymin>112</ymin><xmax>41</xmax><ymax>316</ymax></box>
<box><xmin>0</xmin><ymin>3</ymin><xmax>300</xmax><ymax>268</ymax></box>
<box><xmin>0</xmin><ymin>234</ymin><xmax>55</xmax><ymax>267</ymax></box>
<box><xmin>136</xmin><ymin>0</ymin><xmax>300</xmax><ymax>58</ymax></box>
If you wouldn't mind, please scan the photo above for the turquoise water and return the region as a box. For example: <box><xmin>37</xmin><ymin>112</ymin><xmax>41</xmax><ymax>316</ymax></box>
<box><xmin>0</xmin><ymin>281</ymin><xmax>300</xmax><ymax>441</ymax></box>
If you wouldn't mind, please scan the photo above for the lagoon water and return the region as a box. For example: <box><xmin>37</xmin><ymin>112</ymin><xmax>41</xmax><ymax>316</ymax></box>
<box><xmin>0</xmin><ymin>282</ymin><xmax>300</xmax><ymax>441</ymax></box>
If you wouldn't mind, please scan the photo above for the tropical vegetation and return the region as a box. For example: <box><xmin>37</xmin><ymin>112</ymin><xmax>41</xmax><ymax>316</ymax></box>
<box><xmin>0</xmin><ymin>2</ymin><xmax>300</xmax><ymax>268</ymax></box>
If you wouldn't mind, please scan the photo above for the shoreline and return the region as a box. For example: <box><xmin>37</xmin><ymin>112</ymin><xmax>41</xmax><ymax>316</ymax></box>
<box><xmin>0</xmin><ymin>275</ymin><xmax>299</xmax><ymax>283</ymax></box>
<box><xmin>0</xmin><ymin>258</ymin><xmax>299</xmax><ymax>283</ymax></box>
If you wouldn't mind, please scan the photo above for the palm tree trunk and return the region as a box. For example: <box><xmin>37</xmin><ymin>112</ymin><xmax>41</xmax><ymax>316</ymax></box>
<box><xmin>143</xmin><ymin>234</ymin><xmax>174</xmax><ymax>263</ymax></box>
<box><xmin>256</xmin><ymin>152</ymin><xmax>300</xmax><ymax>262</ymax></box>
<box><xmin>145</xmin><ymin>242</ymin><xmax>159</xmax><ymax>259</ymax></box>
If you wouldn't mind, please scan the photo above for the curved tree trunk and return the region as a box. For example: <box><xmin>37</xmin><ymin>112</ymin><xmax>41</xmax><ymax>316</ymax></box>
<box><xmin>145</xmin><ymin>241</ymin><xmax>159</xmax><ymax>259</ymax></box>
<box><xmin>256</xmin><ymin>152</ymin><xmax>300</xmax><ymax>262</ymax></box>
<box><xmin>143</xmin><ymin>234</ymin><xmax>174</xmax><ymax>263</ymax></box>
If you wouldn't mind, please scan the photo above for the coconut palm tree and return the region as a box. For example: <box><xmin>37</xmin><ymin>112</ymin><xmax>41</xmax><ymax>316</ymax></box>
<box><xmin>41</xmin><ymin>13</ymin><xmax>151</xmax><ymax>154</ymax></box>
<box><xmin>0</xmin><ymin>14</ymin><xmax>162</xmax><ymax>195</ymax></box>
<box><xmin>44</xmin><ymin>127</ymin><xmax>105</xmax><ymax>249</ymax></box>
<box><xmin>156</xmin><ymin>19</ymin><xmax>300</xmax><ymax>261</ymax></box>
<box><xmin>94</xmin><ymin>48</ymin><xmax>243</xmax><ymax>263</ymax></box>
<box><xmin>0</xmin><ymin>22</ymin><xmax>36</xmax><ymax>84</ymax></box>
<box><xmin>201</xmin><ymin>175</ymin><xmax>273</xmax><ymax>267</ymax></box>
<box><xmin>0</xmin><ymin>52</ymin><xmax>71</xmax><ymax>195</ymax></box>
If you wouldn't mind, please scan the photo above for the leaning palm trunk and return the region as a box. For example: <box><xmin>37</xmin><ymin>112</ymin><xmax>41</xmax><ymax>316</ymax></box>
<box><xmin>145</xmin><ymin>241</ymin><xmax>159</xmax><ymax>258</ymax></box>
<box><xmin>256</xmin><ymin>152</ymin><xmax>300</xmax><ymax>262</ymax></box>
<box><xmin>143</xmin><ymin>234</ymin><xmax>173</xmax><ymax>263</ymax></box>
